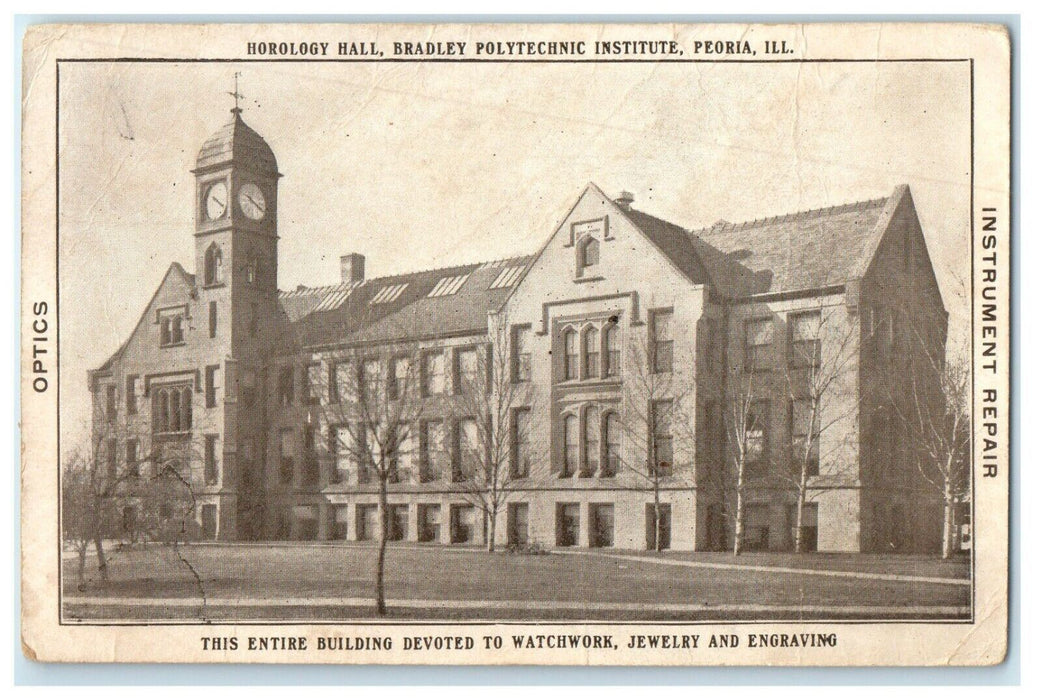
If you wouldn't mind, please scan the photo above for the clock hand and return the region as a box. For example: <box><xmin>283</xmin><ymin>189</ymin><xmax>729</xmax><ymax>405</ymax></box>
<box><xmin>212</xmin><ymin>197</ymin><xmax>225</xmax><ymax>208</ymax></box>
<box><xmin>245</xmin><ymin>194</ymin><xmax>262</xmax><ymax>209</ymax></box>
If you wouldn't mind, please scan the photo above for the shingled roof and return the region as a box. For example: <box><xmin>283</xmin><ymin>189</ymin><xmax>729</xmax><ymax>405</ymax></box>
<box><xmin>282</xmin><ymin>256</ymin><xmax>532</xmax><ymax>349</ymax></box>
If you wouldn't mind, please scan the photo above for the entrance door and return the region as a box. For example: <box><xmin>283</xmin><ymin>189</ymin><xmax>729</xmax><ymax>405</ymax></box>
<box><xmin>507</xmin><ymin>503</ymin><xmax>529</xmax><ymax>545</ymax></box>
<box><xmin>556</xmin><ymin>503</ymin><xmax>579</xmax><ymax>546</ymax></box>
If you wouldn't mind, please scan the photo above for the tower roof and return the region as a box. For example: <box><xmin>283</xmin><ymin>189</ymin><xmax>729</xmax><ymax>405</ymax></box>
<box><xmin>195</xmin><ymin>109</ymin><xmax>278</xmax><ymax>173</ymax></box>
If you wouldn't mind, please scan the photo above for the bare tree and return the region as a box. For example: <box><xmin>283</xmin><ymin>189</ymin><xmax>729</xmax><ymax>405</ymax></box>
<box><xmin>61</xmin><ymin>416</ymin><xmax>195</xmax><ymax>589</ymax></box>
<box><xmin>614</xmin><ymin>332</ymin><xmax>697</xmax><ymax>552</ymax></box>
<box><xmin>778</xmin><ymin>307</ymin><xmax>861</xmax><ymax>553</ymax></box>
<box><xmin>720</xmin><ymin>364</ymin><xmax>757</xmax><ymax>556</ymax></box>
<box><xmin>310</xmin><ymin>341</ymin><xmax>426</xmax><ymax>615</ymax></box>
<box><xmin>448</xmin><ymin>314</ymin><xmax>544</xmax><ymax>552</ymax></box>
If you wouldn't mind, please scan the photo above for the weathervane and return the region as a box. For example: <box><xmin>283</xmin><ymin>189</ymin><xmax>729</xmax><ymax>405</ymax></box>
<box><xmin>228</xmin><ymin>71</ymin><xmax>244</xmax><ymax>113</ymax></box>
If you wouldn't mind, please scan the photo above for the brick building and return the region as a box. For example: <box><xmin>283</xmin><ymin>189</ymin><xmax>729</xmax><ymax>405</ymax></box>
<box><xmin>89</xmin><ymin>109</ymin><xmax>948</xmax><ymax>553</ymax></box>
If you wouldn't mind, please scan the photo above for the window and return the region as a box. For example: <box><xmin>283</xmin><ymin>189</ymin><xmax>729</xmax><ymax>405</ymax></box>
<box><xmin>159</xmin><ymin>311</ymin><xmax>185</xmax><ymax>347</ymax></box>
<box><xmin>105</xmin><ymin>385</ymin><xmax>117</xmax><ymax>421</ymax></box>
<box><xmin>106</xmin><ymin>438</ymin><xmax>118</xmax><ymax>481</ymax></box>
<box><xmin>356</xmin><ymin>505</ymin><xmax>378</xmax><ymax>541</ymax></box>
<box><xmin>125</xmin><ymin>376</ymin><xmax>138</xmax><ymax>415</ymax></box>
<box><xmin>239</xmin><ymin>368</ymin><xmax>257</xmax><ymax>408</ymax></box>
<box><xmin>745</xmin><ymin>400</ymin><xmax>770</xmax><ymax>476</ymax></box>
<box><xmin>511</xmin><ymin>408</ymin><xmax>531</xmax><ymax>478</ymax></box>
<box><xmin>454</xmin><ymin>418</ymin><xmax>478</xmax><ymax>482</ymax></box>
<box><xmin>789</xmin><ymin>311</ymin><xmax>822</xmax><ymax>367</ymax></box>
<box><xmin>204</xmin><ymin>244</ymin><xmax>223</xmax><ymax>286</ymax></box>
<box><xmin>331</xmin><ymin>425</ymin><xmax>353</xmax><ymax>484</ymax></box>
<box><xmin>590</xmin><ymin>504</ymin><xmax>614</xmax><ymax>548</ymax></box>
<box><xmin>512</xmin><ymin>325</ymin><xmax>531</xmax><ymax>383</ymax></box>
<box><xmin>204</xmin><ymin>434</ymin><xmax>219</xmax><ymax>484</ymax></box>
<box><xmin>604</xmin><ymin>323</ymin><xmax>620</xmax><ymax>377</ymax></box>
<box><xmin>208</xmin><ymin>301</ymin><xmax>218</xmax><ymax>338</ymax></box>
<box><xmin>646</xmin><ymin>503</ymin><xmax>672</xmax><ymax>550</ymax></box>
<box><xmin>603</xmin><ymin>412</ymin><xmax>621</xmax><ymax>477</ymax></box>
<box><xmin>386</xmin><ymin>424</ymin><xmax>407</xmax><ymax>484</ymax></box>
<box><xmin>563</xmin><ymin>329</ymin><xmax>578</xmax><ymax>380</ymax></box>
<box><xmin>278</xmin><ymin>429</ymin><xmax>294</xmax><ymax>484</ymax></box>
<box><xmin>582</xmin><ymin>327</ymin><xmax>600</xmax><ymax>379</ymax></box>
<box><xmin>330</xmin><ymin>362</ymin><xmax>351</xmax><ymax>404</ymax></box>
<box><xmin>450</xmin><ymin>504</ymin><xmax>478</xmax><ymax>544</ymax></box>
<box><xmin>744</xmin><ymin>318</ymin><xmax>773</xmax><ymax>372</ymax></box>
<box><xmin>455</xmin><ymin>347</ymin><xmax>479</xmax><ymax>394</ymax></box>
<box><xmin>556</xmin><ymin>503</ymin><xmax>580</xmax><ymax>546</ymax></box>
<box><xmin>577</xmin><ymin>236</ymin><xmax>600</xmax><ymax>275</ymax></box>
<box><xmin>151</xmin><ymin>384</ymin><xmax>192</xmax><ymax>433</ymax></box>
<box><xmin>361</xmin><ymin>358</ymin><xmax>381</xmax><ymax>404</ymax></box>
<box><xmin>650</xmin><ymin>310</ymin><xmax>674</xmax><ymax>373</ymax></box>
<box><xmin>200</xmin><ymin>504</ymin><xmax>217</xmax><ymax>540</ymax></box>
<box><xmin>357</xmin><ymin>423</ymin><xmax>374</xmax><ymax>484</ymax></box>
<box><xmin>301</xmin><ymin>427</ymin><xmax>320</xmax><ymax>488</ymax></box>
<box><xmin>304</xmin><ymin>363</ymin><xmax>321</xmax><ymax>405</ymax></box>
<box><xmin>278</xmin><ymin>366</ymin><xmax>294</xmax><ymax>406</ymax></box>
<box><xmin>562</xmin><ymin>414</ymin><xmax>579</xmax><ymax>477</ymax></box>
<box><xmin>205</xmin><ymin>365</ymin><xmax>219</xmax><ymax>408</ymax></box>
<box><xmin>651</xmin><ymin>399</ymin><xmax>673</xmax><ymax>476</ymax></box>
<box><xmin>423</xmin><ymin>351</ymin><xmax>445</xmax><ymax>396</ymax></box>
<box><xmin>329</xmin><ymin>505</ymin><xmax>349</xmax><ymax>540</ymax></box>
<box><xmin>421</xmin><ymin>420</ymin><xmax>445</xmax><ymax>482</ymax></box>
<box><xmin>125</xmin><ymin>439</ymin><xmax>140</xmax><ymax>478</ymax></box>
<box><xmin>387</xmin><ymin>505</ymin><xmax>408</xmax><ymax>541</ymax></box>
<box><xmin>582</xmin><ymin>407</ymin><xmax>599</xmax><ymax>477</ymax></box>
<box><xmin>790</xmin><ymin>398</ymin><xmax>820</xmax><ymax>476</ymax></box>
<box><xmin>507</xmin><ymin>503</ymin><xmax>529</xmax><ymax>545</ymax></box>
<box><xmin>388</xmin><ymin>356</ymin><xmax>410</xmax><ymax>400</ymax></box>
<box><xmin>418</xmin><ymin>504</ymin><xmax>441</xmax><ymax>542</ymax></box>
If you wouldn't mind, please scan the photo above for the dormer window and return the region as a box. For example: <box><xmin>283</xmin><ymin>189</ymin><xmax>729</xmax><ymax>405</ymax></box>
<box><xmin>204</xmin><ymin>243</ymin><xmax>224</xmax><ymax>286</ymax></box>
<box><xmin>577</xmin><ymin>236</ymin><xmax>600</xmax><ymax>277</ymax></box>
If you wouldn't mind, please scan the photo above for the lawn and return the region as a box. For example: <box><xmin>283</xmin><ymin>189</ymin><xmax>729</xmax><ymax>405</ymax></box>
<box><xmin>62</xmin><ymin>542</ymin><xmax>971</xmax><ymax>622</ymax></box>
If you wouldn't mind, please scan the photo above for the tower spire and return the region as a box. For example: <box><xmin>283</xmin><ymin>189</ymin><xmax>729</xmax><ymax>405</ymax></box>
<box><xmin>227</xmin><ymin>71</ymin><xmax>244</xmax><ymax>114</ymax></box>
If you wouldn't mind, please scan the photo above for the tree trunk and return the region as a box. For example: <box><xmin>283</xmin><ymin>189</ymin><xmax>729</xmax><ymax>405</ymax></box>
<box><xmin>76</xmin><ymin>543</ymin><xmax>87</xmax><ymax>591</ymax></box>
<box><xmin>93</xmin><ymin>533</ymin><xmax>108</xmax><ymax>581</ymax></box>
<box><xmin>375</xmin><ymin>478</ymin><xmax>388</xmax><ymax>616</ymax></box>
<box><xmin>653</xmin><ymin>486</ymin><xmax>662</xmax><ymax>552</ymax></box>
<box><xmin>487</xmin><ymin>507</ymin><xmax>497</xmax><ymax>553</ymax></box>
<box><xmin>794</xmin><ymin>464</ymin><xmax>808</xmax><ymax>554</ymax></box>
<box><xmin>733</xmin><ymin>466</ymin><xmax>745</xmax><ymax>556</ymax></box>
<box><xmin>941</xmin><ymin>481</ymin><xmax>954</xmax><ymax>560</ymax></box>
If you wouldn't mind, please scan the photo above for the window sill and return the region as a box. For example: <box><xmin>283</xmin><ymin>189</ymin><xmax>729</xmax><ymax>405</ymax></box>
<box><xmin>573</xmin><ymin>275</ymin><xmax>605</xmax><ymax>284</ymax></box>
<box><xmin>159</xmin><ymin>342</ymin><xmax>187</xmax><ymax>349</ymax></box>
<box><xmin>201</xmin><ymin>282</ymin><xmax>226</xmax><ymax>290</ymax></box>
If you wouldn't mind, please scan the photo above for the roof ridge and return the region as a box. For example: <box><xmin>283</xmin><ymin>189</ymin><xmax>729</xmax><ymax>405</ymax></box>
<box><xmin>691</xmin><ymin>194</ymin><xmax>891</xmax><ymax>235</ymax></box>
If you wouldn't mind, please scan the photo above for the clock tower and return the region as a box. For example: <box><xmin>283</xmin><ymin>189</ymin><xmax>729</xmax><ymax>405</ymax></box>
<box><xmin>192</xmin><ymin>104</ymin><xmax>281</xmax><ymax>539</ymax></box>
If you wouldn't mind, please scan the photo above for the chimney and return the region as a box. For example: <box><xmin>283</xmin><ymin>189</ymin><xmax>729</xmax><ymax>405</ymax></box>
<box><xmin>340</xmin><ymin>253</ymin><xmax>365</xmax><ymax>284</ymax></box>
<box><xmin>615</xmin><ymin>191</ymin><xmax>635</xmax><ymax>210</ymax></box>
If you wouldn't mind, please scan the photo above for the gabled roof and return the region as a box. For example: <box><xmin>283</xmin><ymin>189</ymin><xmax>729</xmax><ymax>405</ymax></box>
<box><xmin>285</xmin><ymin>256</ymin><xmax>532</xmax><ymax>349</ymax></box>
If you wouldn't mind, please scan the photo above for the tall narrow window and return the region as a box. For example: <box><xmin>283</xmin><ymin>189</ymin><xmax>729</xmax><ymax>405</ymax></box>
<box><xmin>388</xmin><ymin>356</ymin><xmax>410</xmax><ymax>400</ymax></box>
<box><xmin>125</xmin><ymin>439</ymin><xmax>140</xmax><ymax>478</ymax></box>
<box><xmin>582</xmin><ymin>407</ymin><xmax>599</xmax><ymax>476</ymax></box>
<box><xmin>171</xmin><ymin>316</ymin><xmax>184</xmax><ymax>344</ymax></box>
<box><xmin>204</xmin><ymin>244</ymin><xmax>223</xmax><ymax>286</ymax></box>
<box><xmin>361</xmin><ymin>358</ymin><xmax>381</xmax><ymax>404</ymax></box>
<box><xmin>332</xmin><ymin>425</ymin><xmax>353</xmax><ymax>484</ymax></box>
<box><xmin>304</xmin><ymin>363</ymin><xmax>321</xmax><ymax>405</ymax></box>
<box><xmin>160</xmin><ymin>318</ymin><xmax>172</xmax><ymax>346</ymax></box>
<box><xmin>603</xmin><ymin>412</ymin><xmax>621</xmax><ymax>477</ymax></box>
<box><xmin>511</xmin><ymin>408</ymin><xmax>531</xmax><ymax>478</ymax></box>
<box><xmin>208</xmin><ymin>301</ymin><xmax>218</xmax><ymax>338</ymax></box>
<box><xmin>421</xmin><ymin>420</ymin><xmax>445</xmax><ymax>482</ymax></box>
<box><xmin>651</xmin><ymin>399</ymin><xmax>673</xmax><ymax>476</ymax></box>
<box><xmin>790</xmin><ymin>398</ymin><xmax>820</xmax><ymax>476</ymax></box>
<box><xmin>278</xmin><ymin>429</ymin><xmax>294</xmax><ymax>484</ymax></box>
<box><xmin>423</xmin><ymin>351</ymin><xmax>445</xmax><ymax>396</ymax></box>
<box><xmin>125</xmin><ymin>376</ymin><xmax>138</xmax><ymax>415</ymax></box>
<box><xmin>106</xmin><ymin>439</ymin><xmax>118</xmax><ymax>481</ymax></box>
<box><xmin>562</xmin><ymin>414</ymin><xmax>579</xmax><ymax>477</ymax></box>
<box><xmin>454</xmin><ymin>418</ymin><xmax>478</xmax><ymax>482</ymax></box>
<box><xmin>745</xmin><ymin>400</ymin><xmax>770</xmax><ymax>476</ymax></box>
<box><xmin>278</xmin><ymin>366</ymin><xmax>294</xmax><ymax>406</ymax></box>
<box><xmin>455</xmin><ymin>347</ymin><xmax>479</xmax><ymax>394</ymax></box>
<box><xmin>604</xmin><ymin>324</ymin><xmax>620</xmax><ymax>377</ymax></box>
<box><xmin>105</xmin><ymin>385</ymin><xmax>117</xmax><ymax>421</ymax></box>
<box><xmin>650</xmin><ymin>310</ymin><xmax>674</xmax><ymax>373</ymax></box>
<box><xmin>205</xmin><ymin>365</ymin><xmax>219</xmax><ymax>408</ymax></box>
<box><xmin>330</xmin><ymin>362</ymin><xmax>351</xmax><ymax>404</ymax></box>
<box><xmin>563</xmin><ymin>329</ymin><xmax>578</xmax><ymax>380</ymax></box>
<box><xmin>582</xmin><ymin>327</ymin><xmax>600</xmax><ymax>379</ymax></box>
<box><xmin>744</xmin><ymin>318</ymin><xmax>774</xmax><ymax>372</ymax></box>
<box><xmin>789</xmin><ymin>311</ymin><xmax>822</xmax><ymax>367</ymax></box>
<box><xmin>512</xmin><ymin>325</ymin><xmax>531</xmax><ymax>383</ymax></box>
<box><xmin>204</xmin><ymin>434</ymin><xmax>219</xmax><ymax>484</ymax></box>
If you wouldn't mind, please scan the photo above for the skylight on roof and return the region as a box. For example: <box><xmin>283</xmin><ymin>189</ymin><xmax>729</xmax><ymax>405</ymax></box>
<box><xmin>370</xmin><ymin>283</ymin><xmax>409</xmax><ymax>304</ymax></box>
<box><xmin>428</xmin><ymin>274</ymin><xmax>469</xmax><ymax>298</ymax></box>
<box><xmin>488</xmin><ymin>265</ymin><xmax>526</xmax><ymax>289</ymax></box>
<box><xmin>314</xmin><ymin>281</ymin><xmax>363</xmax><ymax>312</ymax></box>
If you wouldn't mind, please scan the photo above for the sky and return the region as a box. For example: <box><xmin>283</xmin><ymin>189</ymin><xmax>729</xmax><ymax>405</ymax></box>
<box><xmin>57</xmin><ymin>59</ymin><xmax>971</xmax><ymax>449</ymax></box>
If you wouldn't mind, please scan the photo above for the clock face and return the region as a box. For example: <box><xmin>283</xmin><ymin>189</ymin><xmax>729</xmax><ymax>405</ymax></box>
<box><xmin>204</xmin><ymin>181</ymin><xmax>228</xmax><ymax>220</ymax></box>
<box><xmin>238</xmin><ymin>182</ymin><xmax>267</xmax><ymax>221</ymax></box>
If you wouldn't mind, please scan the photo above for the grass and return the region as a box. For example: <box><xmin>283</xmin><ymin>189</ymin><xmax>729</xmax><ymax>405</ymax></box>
<box><xmin>62</xmin><ymin>542</ymin><xmax>971</xmax><ymax>621</ymax></box>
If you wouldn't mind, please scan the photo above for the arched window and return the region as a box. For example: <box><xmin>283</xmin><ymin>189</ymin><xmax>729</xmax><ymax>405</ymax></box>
<box><xmin>160</xmin><ymin>318</ymin><xmax>172</xmax><ymax>346</ymax></box>
<box><xmin>563</xmin><ymin>329</ymin><xmax>578</xmax><ymax>380</ymax></box>
<box><xmin>603</xmin><ymin>412</ymin><xmax>621</xmax><ymax>477</ymax></box>
<box><xmin>578</xmin><ymin>236</ymin><xmax>599</xmax><ymax>273</ymax></box>
<box><xmin>582</xmin><ymin>407</ymin><xmax>599</xmax><ymax>476</ymax></box>
<box><xmin>562</xmin><ymin>414</ymin><xmax>578</xmax><ymax>477</ymax></box>
<box><xmin>603</xmin><ymin>323</ymin><xmax>620</xmax><ymax>377</ymax></box>
<box><xmin>181</xmin><ymin>387</ymin><xmax>192</xmax><ymax>430</ymax></box>
<box><xmin>204</xmin><ymin>244</ymin><xmax>223</xmax><ymax>286</ymax></box>
<box><xmin>154</xmin><ymin>388</ymin><xmax>168</xmax><ymax>432</ymax></box>
<box><xmin>582</xmin><ymin>327</ymin><xmax>600</xmax><ymax>379</ymax></box>
<box><xmin>171</xmin><ymin>316</ymin><xmax>184</xmax><ymax>344</ymax></box>
<box><xmin>169</xmin><ymin>387</ymin><xmax>182</xmax><ymax>432</ymax></box>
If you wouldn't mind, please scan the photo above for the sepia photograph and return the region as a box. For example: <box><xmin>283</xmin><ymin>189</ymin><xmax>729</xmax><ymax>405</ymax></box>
<box><xmin>19</xmin><ymin>21</ymin><xmax>1010</xmax><ymax>665</ymax></box>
